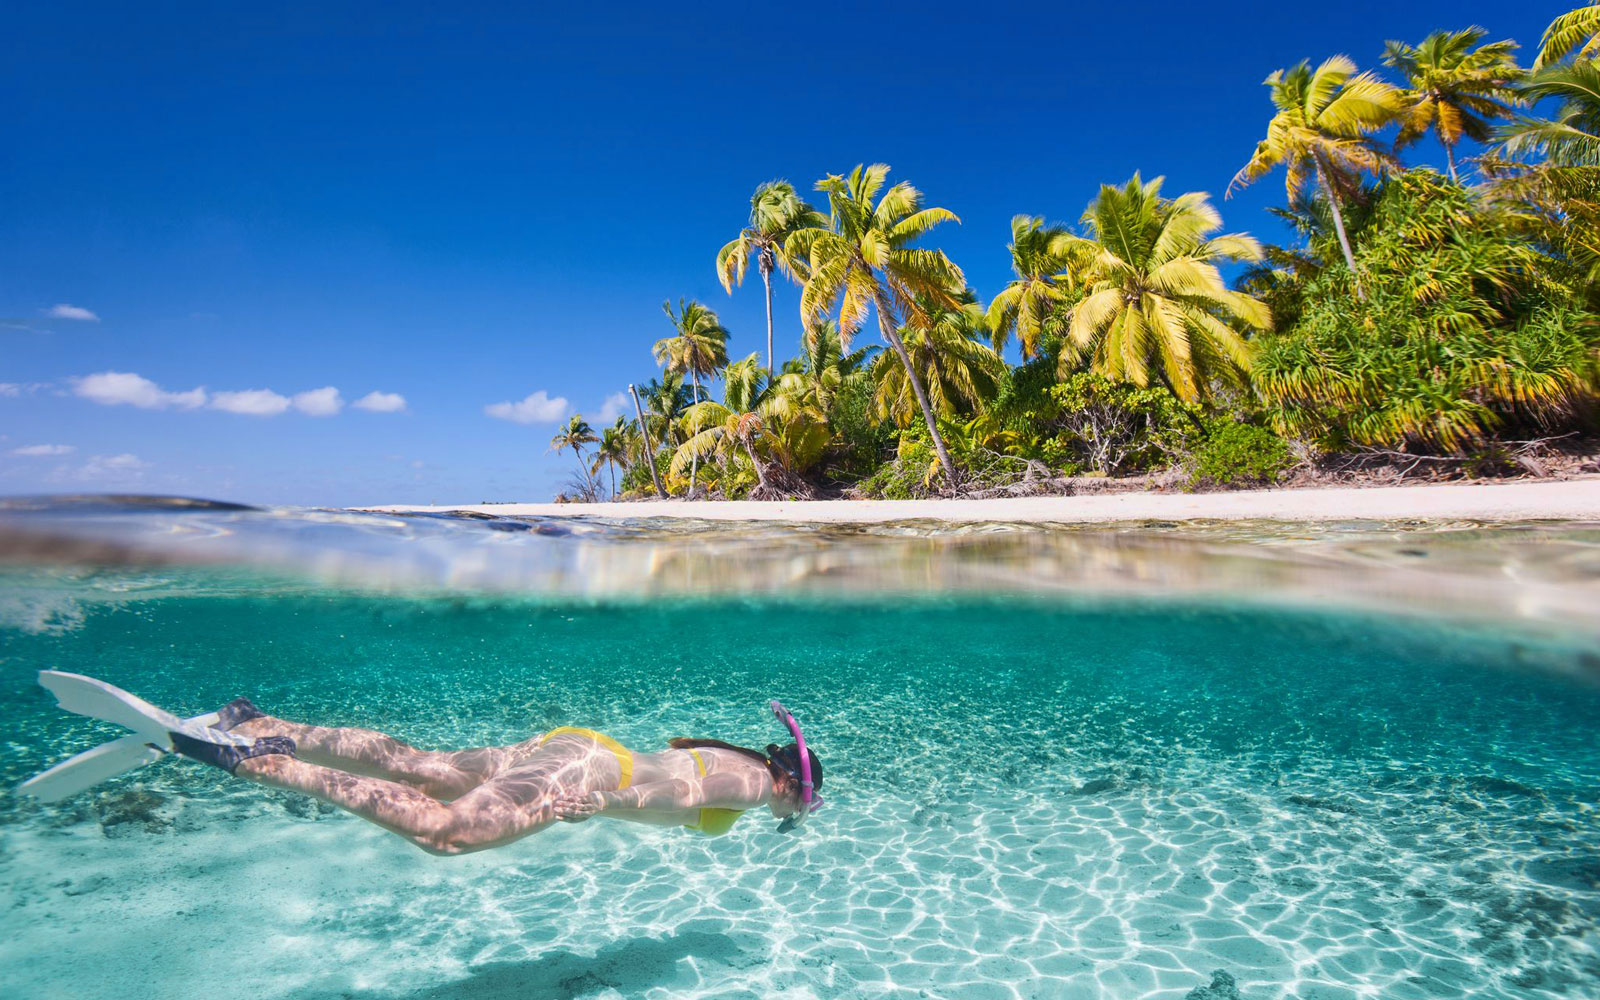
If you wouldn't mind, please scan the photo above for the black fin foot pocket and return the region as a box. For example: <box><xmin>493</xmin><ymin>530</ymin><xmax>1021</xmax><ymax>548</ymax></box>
<box><xmin>169</xmin><ymin>732</ymin><xmax>296</xmax><ymax>775</ymax></box>
<box><xmin>215</xmin><ymin>697</ymin><xmax>266</xmax><ymax>732</ymax></box>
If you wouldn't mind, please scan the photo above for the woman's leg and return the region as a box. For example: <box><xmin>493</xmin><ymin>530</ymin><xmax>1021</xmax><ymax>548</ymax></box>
<box><xmin>235</xmin><ymin>747</ymin><xmax>592</xmax><ymax>855</ymax></box>
<box><xmin>231</xmin><ymin>714</ymin><xmax>514</xmax><ymax>799</ymax></box>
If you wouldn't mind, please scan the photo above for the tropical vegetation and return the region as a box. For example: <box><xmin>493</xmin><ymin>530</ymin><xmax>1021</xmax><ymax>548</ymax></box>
<box><xmin>552</xmin><ymin>7</ymin><xmax>1600</xmax><ymax>502</ymax></box>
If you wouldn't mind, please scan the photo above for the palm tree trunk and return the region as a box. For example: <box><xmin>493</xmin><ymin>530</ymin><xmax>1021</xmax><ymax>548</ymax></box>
<box><xmin>1314</xmin><ymin>154</ymin><xmax>1365</xmax><ymax>301</ymax></box>
<box><xmin>688</xmin><ymin>375</ymin><xmax>701</xmax><ymax>499</ymax></box>
<box><xmin>1444</xmin><ymin>142</ymin><xmax>1459</xmax><ymax>184</ymax></box>
<box><xmin>575</xmin><ymin>448</ymin><xmax>594</xmax><ymax>499</ymax></box>
<box><xmin>628</xmin><ymin>384</ymin><xmax>667</xmax><ymax>498</ymax></box>
<box><xmin>741</xmin><ymin>434</ymin><xmax>771</xmax><ymax>492</ymax></box>
<box><xmin>610</xmin><ymin>462</ymin><xmax>617</xmax><ymax>500</ymax></box>
<box><xmin>875</xmin><ymin>290</ymin><xmax>959</xmax><ymax>485</ymax></box>
<box><xmin>760</xmin><ymin>252</ymin><xmax>776</xmax><ymax>379</ymax></box>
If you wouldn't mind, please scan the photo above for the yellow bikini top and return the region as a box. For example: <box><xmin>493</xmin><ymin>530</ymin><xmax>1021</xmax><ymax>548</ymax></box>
<box><xmin>683</xmin><ymin>747</ymin><xmax>746</xmax><ymax>837</ymax></box>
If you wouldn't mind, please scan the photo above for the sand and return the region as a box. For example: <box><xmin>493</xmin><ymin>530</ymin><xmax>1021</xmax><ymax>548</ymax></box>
<box><xmin>358</xmin><ymin>477</ymin><xmax>1600</xmax><ymax>523</ymax></box>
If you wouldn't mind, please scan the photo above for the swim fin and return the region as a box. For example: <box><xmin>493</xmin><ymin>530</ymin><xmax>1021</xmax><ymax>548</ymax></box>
<box><xmin>16</xmin><ymin>712</ymin><xmax>216</xmax><ymax>803</ymax></box>
<box><xmin>17</xmin><ymin>670</ymin><xmax>253</xmax><ymax>802</ymax></box>
<box><xmin>34</xmin><ymin>670</ymin><xmax>251</xmax><ymax>749</ymax></box>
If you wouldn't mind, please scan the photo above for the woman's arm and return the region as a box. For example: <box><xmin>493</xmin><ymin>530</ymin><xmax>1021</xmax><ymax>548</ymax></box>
<box><xmin>555</xmin><ymin>771</ymin><xmax>764</xmax><ymax>822</ymax></box>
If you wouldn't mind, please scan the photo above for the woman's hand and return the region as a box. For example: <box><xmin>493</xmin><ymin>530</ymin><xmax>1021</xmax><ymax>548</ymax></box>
<box><xmin>554</xmin><ymin>791</ymin><xmax>603</xmax><ymax>823</ymax></box>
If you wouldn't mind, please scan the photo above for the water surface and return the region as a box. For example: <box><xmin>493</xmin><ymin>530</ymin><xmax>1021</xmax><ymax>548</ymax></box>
<box><xmin>1</xmin><ymin>501</ymin><xmax>1596</xmax><ymax>999</ymax></box>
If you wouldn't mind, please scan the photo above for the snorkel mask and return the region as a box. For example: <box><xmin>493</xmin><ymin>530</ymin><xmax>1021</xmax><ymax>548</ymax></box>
<box><xmin>769</xmin><ymin>700</ymin><xmax>822</xmax><ymax>833</ymax></box>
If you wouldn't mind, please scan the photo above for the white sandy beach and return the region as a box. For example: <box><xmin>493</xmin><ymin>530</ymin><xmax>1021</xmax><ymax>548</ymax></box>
<box><xmin>361</xmin><ymin>477</ymin><xmax>1600</xmax><ymax>523</ymax></box>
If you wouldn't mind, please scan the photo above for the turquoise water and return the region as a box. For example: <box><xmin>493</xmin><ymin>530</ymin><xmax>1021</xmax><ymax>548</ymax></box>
<box><xmin>1</xmin><ymin>508</ymin><xmax>1599</xmax><ymax>999</ymax></box>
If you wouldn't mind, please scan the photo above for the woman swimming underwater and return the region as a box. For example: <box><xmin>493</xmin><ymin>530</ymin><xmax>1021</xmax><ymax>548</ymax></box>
<box><xmin>22</xmin><ymin>672</ymin><xmax>824</xmax><ymax>856</ymax></box>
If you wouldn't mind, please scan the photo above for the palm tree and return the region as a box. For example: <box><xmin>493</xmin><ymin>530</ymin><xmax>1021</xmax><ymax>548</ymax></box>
<box><xmin>1498</xmin><ymin>60</ymin><xmax>1600</xmax><ymax>166</ymax></box>
<box><xmin>549</xmin><ymin>414</ymin><xmax>598</xmax><ymax>493</ymax></box>
<box><xmin>672</xmin><ymin>355</ymin><xmax>784</xmax><ymax>494</ymax></box>
<box><xmin>715</xmin><ymin>181</ymin><xmax>826</xmax><ymax>377</ymax></box>
<box><xmin>652</xmin><ymin>298</ymin><xmax>730</xmax><ymax>497</ymax></box>
<box><xmin>1061</xmin><ymin>175</ymin><xmax>1270</xmax><ymax>403</ymax></box>
<box><xmin>638</xmin><ymin>372</ymin><xmax>692</xmax><ymax>447</ymax></box>
<box><xmin>792</xmin><ymin>163</ymin><xmax>967</xmax><ymax>483</ymax></box>
<box><xmin>1236</xmin><ymin>202</ymin><xmax>1342</xmax><ymax>328</ymax></box>
<box><xmin>784</xmin><ymin>320</ymin><xmax>876</xmax><ymax>413</ymax></box>
<box><xmin>1231</xmin><ymin>56</ymin><xmax>1405</xmax><ymax>298</ymax></box>
<box><xmin>1535</xmin><ymin>5</ymin><xmax>1600</xmax><ymax>69</ymax></box>
<box><xmin>590</xmin><ymin>418</ymin><xmax>632</xmax><ymax>499</ymax></box>
<box><xmin>872</xmin><ymin>297</ymin><xmax>1007</xmax><ymax>427</ymax></box>
<box><xmin>986</xmin><ymin>215</ymin><xmax>1085</xmax><ymax>358</ymax></box>
<box><xmin>1382</xmin><ymin>28</ymin><xmax>1524</xmax><ymax>182</ymax></box>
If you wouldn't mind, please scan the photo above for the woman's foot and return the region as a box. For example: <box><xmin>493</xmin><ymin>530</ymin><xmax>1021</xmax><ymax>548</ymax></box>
<box><xmin>214</xmin><ymin>697</ymin><xmax>266</xmax><ymax>732</ymax></box>
<box><xmin>169</xmin><ymin>731</ymin><xmax>296</xmax><ymax>774</ymax></box>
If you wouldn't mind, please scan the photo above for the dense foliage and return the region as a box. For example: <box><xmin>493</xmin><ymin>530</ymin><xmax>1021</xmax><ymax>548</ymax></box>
<box><xmin>546</xmin><ymin>9</ymin><xmax>1600</xmax><ymax>501</ymax></box>
<box><xmin>1253</xmin><ymin>171</ymin><xmax>1598</xmax><ymax>450</ymax></box>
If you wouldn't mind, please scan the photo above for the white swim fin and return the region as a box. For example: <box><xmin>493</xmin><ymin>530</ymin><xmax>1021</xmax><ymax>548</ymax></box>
<box><xmin>16</xmin><ymin>711</ymin><xmax>218</xmax><ymax>802</ymax></box>
<box><xmin>18</xmin><ymin>670</ymin><xmax>253</xmax><ymax>802</ymax></box>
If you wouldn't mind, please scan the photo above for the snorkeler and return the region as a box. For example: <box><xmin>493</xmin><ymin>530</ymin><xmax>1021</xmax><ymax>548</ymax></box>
<box><xmin>20</xmin><ymin>671</ymin><xmax>823</xmax><ymax>855</ymax></box>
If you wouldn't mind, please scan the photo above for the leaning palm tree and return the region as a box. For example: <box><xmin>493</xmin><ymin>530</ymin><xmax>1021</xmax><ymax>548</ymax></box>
<box><xmin>652</xmin><ymin>298</ymin><xmax>730</xmax><ymax>497</ymax></box>
<box><xmin>985</xmin><ymin>215</ymin><xmax>1087</xmax><ymax>359</ymax></box>
<box><xmin>872</xmin><ymin>297</ymin><xmax>1007</xmax><ymax>427</ymax></box>
<box><xmin>549</xmin><ymin>414</ymin><xmax>598</xmax><ymax>494</ymax></box>
<box><xmin>1535</xmin><ymin>5</ymin><xmax>1600</xmax><ymax>69</ymax></box>
<box><xmin>1061</xmin><ymin>175</ymin><xmax>1270</xmax><ymax>403</ymax></box>
<box><xmin>791</xmin><ymin>163</ymin><xmax>967</xmax><ymax>483</ymax></box>
<box><xmin>1231</xmin><ymin>56</ymin><xmax>1405</xmax><ymax>297</ymax></box>
<box><xmin>590</xmin><ymin>418</ymin><xmax>632</xmax><ymax>499</ymax></box>
<box><xmin>715</xmin><ymin>181</ymin><xmax>826</xmax><ymax>377</ymax></box>
<box><xmin>1382</xmin><ymin>28</ymin><xmax>1524</xmax><ymax>182</ymax></box>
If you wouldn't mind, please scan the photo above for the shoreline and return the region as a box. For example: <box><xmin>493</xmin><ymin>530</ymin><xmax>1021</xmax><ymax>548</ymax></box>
<box><xmin>357</xmin><ymin>477</ymin><xmax>1600</xmax><ymax>523</ymax></box>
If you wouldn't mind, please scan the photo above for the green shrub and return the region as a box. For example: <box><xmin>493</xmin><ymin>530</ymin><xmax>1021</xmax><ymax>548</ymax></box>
<box><xmin>1046</xmin><ymin>373</ymin><xmax>1199</xmax><ymax>473</ymax></box>
<box><xmin>1189</xmin><ymin>422</ymin><xmax>1295</xmax><ymax>489</ymax></box>
<box><xmin>618</xmin><ymin>447</ymin><xmax>674</xmax><ymax>496</ymax></box>
<box><xmin>854</xmin><ymin>437</ymin><xmax>941</xmax><ymax>499</ymax></box>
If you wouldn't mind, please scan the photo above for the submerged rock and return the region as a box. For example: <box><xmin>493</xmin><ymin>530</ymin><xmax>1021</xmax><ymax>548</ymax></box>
<box><xmin>61</xmin><ymin>873</ymin><xmax>110</xmax><ymax>897</ymax></box>
<box><xmin>1465</xmin><ymin>775</ymin><xmax>1543</xmax><ymax>799</ymax></box>
<box><xmin>95</xmin><ymin>789</ymin><xmax>169</xmax><ymax>834</ymax></box>
<box><xmin>1524</xmin><ymin>855</ymin><xmax>1600</xmax><ymax>893</ymax></box>
<box><xmin>1287</xmin><ymin>794</ymin><xmax>1358</xmax><ymax>816</ymax></box>
<box><xmin>1185</xmin><ymin>969</ymin><xmax>1243</xmax><ymax>1000</ymax></box>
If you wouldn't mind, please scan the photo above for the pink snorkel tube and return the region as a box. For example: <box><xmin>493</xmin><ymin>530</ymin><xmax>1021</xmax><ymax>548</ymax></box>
<box><xmin>770</xmin><ymin>700</ymin><xmax>821</xmax><ymax>832</ymax></box>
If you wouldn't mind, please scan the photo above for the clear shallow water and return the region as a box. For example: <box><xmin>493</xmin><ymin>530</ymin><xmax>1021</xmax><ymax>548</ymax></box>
<box><xmin>1</xmin><ymin>502</ymin><xmax>1598</xmax><ymax>999</ymax></box>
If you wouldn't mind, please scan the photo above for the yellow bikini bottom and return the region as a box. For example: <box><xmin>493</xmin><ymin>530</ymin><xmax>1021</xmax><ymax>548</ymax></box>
<box><xmin>683</xmin><ymin>748</ymin><xmax>745</xmax><ymax>837</ymax></box>
<box><xmin>538</xmin><ymin>726</ymin><xmax>633</xmax><ymax>789</ymax></box>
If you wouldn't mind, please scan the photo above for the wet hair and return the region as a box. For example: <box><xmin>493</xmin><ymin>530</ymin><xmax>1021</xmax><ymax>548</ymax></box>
<box><xmin>766</xmin><ymin>743</ymin><xmax>823</xmax><ymax>792</ymax></box>
<box><xmin>669</xmin><ymin>737</ymin><xmax>823</xmax><ymax>795</ymax></box>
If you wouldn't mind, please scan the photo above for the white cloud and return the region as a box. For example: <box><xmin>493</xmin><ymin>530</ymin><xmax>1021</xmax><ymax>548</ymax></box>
<box><xmin>0</xmin><ymin>383</ymin><xmax>20</xmax><ymax>397</ymax></box>
<box><xmin>292</xmin><ymin>386</ymin><xmax>344</xmax><ymax>416</ymax></box>
<box><xmin>211</xmin><ymin>388</ymin><xmax>292</xmax><ymax>416</ymax></box>
<box><xmin>596</xmin><ymin>391</ymin><xmax>629</xmax><ymax>423</ymax></box>
<box><xmin>485</xmin><ymin>390</ymin><xmax>568</xmax><ymax>425</ymax></box>
<box><xmin>11</xmin><ymin>444</ymin><xmax>75</xmax><ymax>456</ymax></box>
<box><xmin>73</xmin><ymin>371</ymin><xmax>207</xmax><ymax>410</ymax></box>
<box><xmin>45</xmin><ymin>304</ymin><xmax>100</xmax><ymax>322</ymax></box>
<box><xmin>72</xmin><ymin>453</ymin><xmax>150</xmax><ymax>481</ymax></box>
<box><xmin>353</xmin><ymin>390</ymin><xmax>407</xmax><ymax>413</ymax></box>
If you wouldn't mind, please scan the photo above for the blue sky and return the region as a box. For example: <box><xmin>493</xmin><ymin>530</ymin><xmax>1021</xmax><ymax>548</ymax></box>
<box><xmin>0</xmin><ymin>1</ymin><xmax>1562</xmax><ymax>505</ymax></box>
